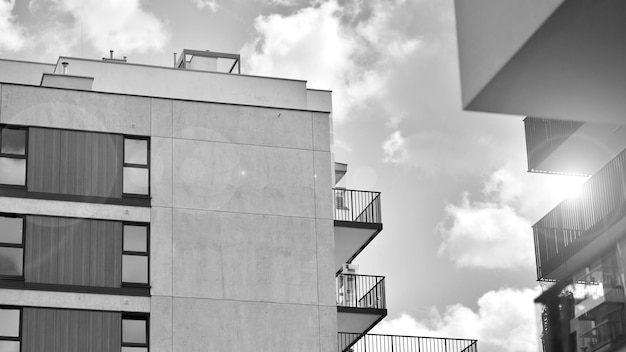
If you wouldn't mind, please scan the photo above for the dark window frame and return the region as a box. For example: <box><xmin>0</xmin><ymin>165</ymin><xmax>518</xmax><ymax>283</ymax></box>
<box><xmin>121</xmin><ymin>222</ymin><xmax>150</xmax><ymax>287</ymax></box>
<box><xmin>0</xmin><ymin>305</ymin><xmax>22</xmax><ymax>348</ymax></box>
<box><xmin>121</xmin><ymin>313</ymin><xmax>150</xmax><ymax>350</ymax></box>
<box><xmin>0</xmin><ymin>125</ymin><xmax>28</xmax><ymax>189</ymax></box>
<box><xmin>122</xmin><ymin>136</ymin><xmax>150</xmax><ymax>198</ymax></box>
<box><xmin>0</xmin><ymin>213</ymin><xmax>25</xmax><ymax>281</ymax></box>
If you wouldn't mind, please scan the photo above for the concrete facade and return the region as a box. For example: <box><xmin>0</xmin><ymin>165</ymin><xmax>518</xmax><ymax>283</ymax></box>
<box><xmin>0</xmin><ymin>55</ymin><xmax>335</xmax><ymax>352</ymax></box>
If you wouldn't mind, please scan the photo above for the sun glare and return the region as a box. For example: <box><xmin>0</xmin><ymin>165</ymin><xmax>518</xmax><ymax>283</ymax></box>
<box><xmin>550</xmin><ymin>175</ymin><xmax>589</xmax><ymax>200</ymax></box>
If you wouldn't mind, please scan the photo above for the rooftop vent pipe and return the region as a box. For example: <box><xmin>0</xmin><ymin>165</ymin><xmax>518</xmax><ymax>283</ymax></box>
<box><xmin>61</xmin><ymin>62</ymin><xmax>69</xmax><ymax>74</ymax></box>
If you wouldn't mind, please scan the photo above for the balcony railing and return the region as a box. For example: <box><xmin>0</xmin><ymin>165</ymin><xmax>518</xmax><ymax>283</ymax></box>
<box><xmin>338</xmin><ymin>333</ymin><xmax>478</xmax><ymax>352</ymax></box>
<box><xmin>579</xmin><ymin>321</ymin><xmax>626</xmax><ymax>352</ymax></box>
<box><xmin>533</xmin><ymin>149</ymin><xmax>626</xmax><ymax>279</ymax></box>
<box><xmin>334</xmin><ymin>188</ymin><xmax>382</xmax><ymax>223</ymax></box>
<box><xmin>336</xmin><ymin>274</ymin><xmax>386</xmax><ymax>309</ymax></box>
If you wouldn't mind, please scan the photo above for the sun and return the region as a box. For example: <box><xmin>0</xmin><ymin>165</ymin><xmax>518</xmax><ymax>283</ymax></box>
<box><xmin>550</xmin><ymin>174</ymin><xmax>589</xmax><ymax>200</ymax></box>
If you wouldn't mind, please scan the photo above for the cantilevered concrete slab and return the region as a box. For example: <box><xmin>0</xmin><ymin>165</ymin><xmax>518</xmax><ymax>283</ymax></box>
<box><xmin>456</xmin><ymin>0</ymin><xmax>626</xmax><ymax>123</ymax></box>
<box><xmin>525</xmin><ymin>118</ymin><xmax>626</xmax><ymax>175</ymax></box>
<box><xmin>334</xmin><ymin>224</ymin><xmax>382</xmax><ymax>273</ymax></box>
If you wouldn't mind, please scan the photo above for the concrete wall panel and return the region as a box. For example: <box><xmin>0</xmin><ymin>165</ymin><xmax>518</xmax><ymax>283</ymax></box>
<box><xmin>150</xmin><ymin>296</ymin><xmax>173</xmax><ymax>352</ymax></box>
<box><xmin>151</xmin><ymin>98</ymin><xmax>173</xmax><ymax>137</ymax></box>
<box><xmin>0</xmin><ymin>197</ymin><xmax>150</xmax><ymax>222</ymax></box>
<box><xmin>151</xmin><ymin>137</ymin><xmax>173</xmax><ymax>207</ymax></box>
<box><xmin>173</xmin><ymin>101</ymin><xmax>313</xmax><ymax>149</ymax></box>
<box><xmin>306</xmin><ymin>89</ymin><xmax>332</xmax><ymax>113</ymax></box>
<box><xmin>312</xmin><ymin>112</ymin><xmax>331</xmax><ymax>152</ymax></box>
<box><xmin>0</xmin><ymin>84</ymin><xmax>150</xmax><ymax>135</ymax></box>
<box><xmin>314</xmin><ymin>151</ymin><xmax>333</xmax><ymax>220</ymax></box>
<box><xmin>0</xmin><ymin>59</ymin><xmax>55</xmax><ymax>86</ymax></box>
<box><xmin>172</xmin><ymin>139</ymin><xmax>315</xmax><ymax>217</ymax></box>
<box><xmin>316</xmin><ymin>219</ymin><xmax>336</xmax><ymax>306</ymax></box>
<box><xmin>0</xmin><ymin>288</ymin><xmax>150</xmax><ymax>312</ymax></box>
<box><xmin>172</xmin><ymin>209</ymin><xmax>318</xmax><ymax>304</ymax></box>
<box><xmin>319</xmin><ymin>305</ymin><xmax>339</xmax><ymax>352</ymax></box>
<box><xmin>173</xmin><ymin>298</ymin><xmax>320</xmax><ymax>352</ymax></box>
<box><xmin>151</xmin><ymin>207</ymin><xmax>173</xmax><ymax>296</ymax></box>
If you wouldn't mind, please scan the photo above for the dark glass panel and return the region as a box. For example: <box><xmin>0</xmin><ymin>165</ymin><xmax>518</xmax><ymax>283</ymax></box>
<box><xmin>122</xmin><ymin>255</ymin><xmax>148</xmax><ymax>284</ymax></box>
<box><xmin>0</xmin><ymin>158</ymin><xmax>25</xmax><ymax>186</ymax></box>
<box><xmin>0</xmin><ymin>217</ymin><xmax>22</xmax><ymax>244</ymax></box>
<box><xmin>124</xmin><ymin>225</ymin><xmax>147</xmax><ymax>252</ymax></box>
<box><xmin>1</xmin><ymin>129</ymin><xmax>25</xmax><ymax>155</ymax></box>
<box><xmin>122</xmin><ymin>318</ymin><xmax>147</xmax><ymax>344</ymax></box>
<box><xmin>0</xmin><ymin>248</ymin><xmax>23</xmax><ymax>276</ymax></box>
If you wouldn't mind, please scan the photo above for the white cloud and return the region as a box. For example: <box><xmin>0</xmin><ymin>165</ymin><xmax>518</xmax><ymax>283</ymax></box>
<box><xmin>372</xmin><ymin>287</ymin><xmax>542</xmax><ymax>352</ymax></box>
<box><xmin>437</xmin><ymin>192</ymin><xmax>535</xmax><ymax>270</ymax></box>
<box><xmin>382</xmin><ymin>130</ymin><xmax>407</xmax><ymax>164</ymax></box>
<box><xmin>0</xmin><ymin>0</ymin><xmax>26</xmax><ymax>52</ymax></box>
<box><xmin>36</xmin><ymin>0</ymin><xmax>169</xmax><ymax>54</ymax></box>
<box><xmin>437</xmin><ymin>160</ymin><xmax>589</xmax><ymax>270</ymax></box>
<box><xmin>240</xmin><ymin>0</ymin><xmax>419</xmax><ymax>123</ymax></box>
<box><xmin>191</xmin><ymin>0</ymin><xmax>218</xmax><ymax>12</ymax></box>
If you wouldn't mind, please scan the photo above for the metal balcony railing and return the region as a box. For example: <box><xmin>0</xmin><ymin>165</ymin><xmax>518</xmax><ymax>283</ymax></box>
<box><xmin>334</xmin><ymin>188</ymin><xmax>382</xmax><ymax>223</ymax></box>
<box><xmin>533</xmin><ymin>149</ymin><xmax>626</xmax><ymax>280</ymax></box>
<box><xmin>338</xmin><ymin>333</ymin><xmax>478</xmax><ymax>352</ymax></box>
<box><xmin>336</xmin><ymin>274</ymin><xmax>386</xmax><ymax>310</ymax></box>
<box><xmin>579</xmin><ymin>321</ymin><xmax>626</xmax><ymax>352</ymax></box>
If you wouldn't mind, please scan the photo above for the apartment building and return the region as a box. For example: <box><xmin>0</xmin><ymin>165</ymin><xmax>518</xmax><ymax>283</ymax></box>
<box><xmin>0</xmin><ymin>49</ymin><xmax>476</xmax><ymax>352</ymax></box>
<box><xmin>455</xmin><ymin>1</ymin><xmax>626</xmax><ymax>351</ymax></box>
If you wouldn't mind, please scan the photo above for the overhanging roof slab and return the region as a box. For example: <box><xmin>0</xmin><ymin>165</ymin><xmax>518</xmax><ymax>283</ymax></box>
<box><xmin>457</xmin><ymin>0</ymin><xmax>626</xmax><ymax>123</ymax></box>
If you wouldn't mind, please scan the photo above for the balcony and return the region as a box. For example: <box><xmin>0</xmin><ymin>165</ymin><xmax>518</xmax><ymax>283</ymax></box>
<box><xmin>533</xmin><ymin>149</ymin><xmax>626</xmax><ymax>280</ymax></box>
<box><xmin>336</xmin><ymin>274</ymin><xmax>387</xmax><ymax>345</ymax></box>
<box><xmin>574</xmin><ymin>266</ymin><xmax>625</xmax><ymax>320</ymax></box>
<box><xmin>338</xmin><ymin>333</ymin><xmax>478</xmax><ymax>352</ymax></box>
<box><xmin>334</xmin><ymin>188</ymin><xmax>383</xmax><ymax>272</ymax></box>
<box><xmin>579</xmin><ymin>321</ymin><xmax>626</xmax><ymax>352</ymax></box>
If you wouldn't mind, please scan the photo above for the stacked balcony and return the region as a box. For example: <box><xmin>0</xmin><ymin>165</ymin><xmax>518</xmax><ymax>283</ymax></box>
<box><xmin>336</xmin><ymin>274</ymin><xmax>387</xmax><ymax>350</ymax></box>
<box><xmin>338</xmin><ymin>333</ymin><xmax>478</xmax><ymax>352</ymax></box>
<box><xmin>333</xmin><ymin>188</ymin><xmax>382</xmax><ymax>272</ymax></box>
<box><xmin>533</xmin><ymin>149</ymin><xmax>626</xmax><ymax>281</ymax></box>
<box><xmin>333</xmin><ymin>187</ymin><xmax>386</xmax><ymax>344</ymax></box>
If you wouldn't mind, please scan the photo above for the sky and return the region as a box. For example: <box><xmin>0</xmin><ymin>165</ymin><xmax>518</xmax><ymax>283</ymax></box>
<box><xmin>0</xmin><ymin>0</ymin><xmax>590</xmax><ymax>351</ymax></box>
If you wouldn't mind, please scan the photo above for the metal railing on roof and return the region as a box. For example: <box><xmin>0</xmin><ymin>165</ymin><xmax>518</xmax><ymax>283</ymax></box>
<box><xmin>338</xmin><ymin>333</ymin><xmax>478</xmax><ymax>352</ymax></box>
<box><xmin>334</xmin><ymin>188</ymin><xmax>382</xmax><ymax>223</ymax></box>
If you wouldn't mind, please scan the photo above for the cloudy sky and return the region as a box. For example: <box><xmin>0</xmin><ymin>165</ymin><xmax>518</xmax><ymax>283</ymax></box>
<box><xmin>0</xmin><ymin>0</ymin><xmax>589</xmax><ymax>351</ymax></box>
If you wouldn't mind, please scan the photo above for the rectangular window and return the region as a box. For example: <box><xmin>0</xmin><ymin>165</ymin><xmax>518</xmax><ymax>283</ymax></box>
<box><xmin>123</xmin><ymin>137</ymin><xmax>149</xmax><ymax>196</ymax></box>
<box><xmin>0</xmin><ymin>306</ymin><xmax>21</xmax><ymax>352</ymax></box>
<box><xmin>0</xmin><ymin>214</ymin><xmax>24</xmax><ymax>278</ymax></box>
<box><xmin>122</xmin><ymin>224</ymin><xmax>149</xmax><ymax>286</ymax></box>
<box><xmin>0</xmin><ymin>126</ymin><xmax>27</xmax><ymax>187</ymax></box>
<box><xmin>122</xmin><ymin>314</ymin><xmax>149</xmax><ymax>351</ymax></box>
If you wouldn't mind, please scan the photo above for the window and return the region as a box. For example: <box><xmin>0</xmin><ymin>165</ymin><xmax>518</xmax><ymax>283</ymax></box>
<box><xmin>0</xmin><ymin>126</ymin><xmax>27</xmax><ymax>187</ymax></box>
<box><xmin>122</xmin><ymin>314</ymin><xmax>149</xmax><ymax>352</ymax></box>
<box><xmin>122</xmin><ymin>224</ymin><xmax>149</xmax><ymax>285</ymax></box>
<box><xmin>123</xmin><ymin>137</ymin><xmax>149</xmax><ymax>196</ymax></box>
<box><xmin>0</xmin><ymin>306</ymin><xmax>21</xmax><ymax>352</ymax></box>
<box><xmin>0</xmin><ymin>214</ymin><xmax>24</xmax><ymax>278</ymax></box>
